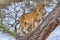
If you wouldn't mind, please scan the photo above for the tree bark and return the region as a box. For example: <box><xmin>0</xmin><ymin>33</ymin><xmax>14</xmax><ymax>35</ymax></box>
<box><xmin>16</xmin><ymin>1</ymin><xmax>60</xmax><ymax>40</ymax></box>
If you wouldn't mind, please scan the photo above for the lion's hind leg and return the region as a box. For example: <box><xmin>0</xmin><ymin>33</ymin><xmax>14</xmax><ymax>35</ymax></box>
<box><xmin>20</xmin><ymin>22</ymin><xmax>26</xmax><ymax>35</ymax></box>
<box><xmin>25</xmin><ymin>23</ymin><xmax>30</xmax><ymax>33</ymax></box>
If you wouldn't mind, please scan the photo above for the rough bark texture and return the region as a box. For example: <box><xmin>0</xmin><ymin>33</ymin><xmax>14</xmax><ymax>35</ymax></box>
<box><xmin>16</xmin><ymin>1</ymin><xmax>60</xmax><ymax>40</ymax></box>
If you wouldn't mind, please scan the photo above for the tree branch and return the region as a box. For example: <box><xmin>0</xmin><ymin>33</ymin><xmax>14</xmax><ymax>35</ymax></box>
<box><xmin>16</xmin><ymin>1</ymin><xmax>60</xmax><ymax>40</ymax></box>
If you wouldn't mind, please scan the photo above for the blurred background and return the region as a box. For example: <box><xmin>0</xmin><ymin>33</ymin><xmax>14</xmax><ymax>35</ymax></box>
<box><xmin>0</xmin><ymin>0</ymin><xmax>60</xmax><ymax>40</ymax></box>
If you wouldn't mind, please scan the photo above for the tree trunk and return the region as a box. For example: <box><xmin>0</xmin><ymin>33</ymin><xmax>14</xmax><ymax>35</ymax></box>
<box><xmin>16</xmin><ymin>1</ymin><xmax>60</xmax><ymax>40</ymax></box>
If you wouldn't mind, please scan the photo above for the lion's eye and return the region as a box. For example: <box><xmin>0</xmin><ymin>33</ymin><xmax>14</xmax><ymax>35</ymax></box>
<box><xmin>39</xmin><ymin>9</ymin><xmax>41</xmax><ymax>11</ymax></box>
<box><xmin>39</xmin><ymin>9</ymin><xmax>42</xmax><ymax>12</ymax></box>
<box><xmin>39</xmin><ymin>10</ymin><xmax>41</xmax><ymax>11</ymax></box>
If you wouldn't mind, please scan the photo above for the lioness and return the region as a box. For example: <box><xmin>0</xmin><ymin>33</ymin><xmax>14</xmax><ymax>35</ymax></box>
<box><xmin>20</xmin><ymin>4</ymin><xmax>46</xmax><ymax>35</ymax></box>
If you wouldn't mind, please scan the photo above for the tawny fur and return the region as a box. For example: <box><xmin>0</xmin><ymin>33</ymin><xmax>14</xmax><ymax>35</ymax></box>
<box><xmin>20</xmin><ymin>4</ymin><xmax>46</xmax><ymax>35</ymax></box>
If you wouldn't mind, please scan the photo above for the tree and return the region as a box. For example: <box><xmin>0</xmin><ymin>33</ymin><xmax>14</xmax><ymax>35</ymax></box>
<box><xmin>16</xmin><ymin>1</ymin><xmax>60</xmax><ymax>40</ymax></box>
<box><xmin>0</xmin><ymin>0</ymin><xmax>60</xmax><ymax>40</ymax></box>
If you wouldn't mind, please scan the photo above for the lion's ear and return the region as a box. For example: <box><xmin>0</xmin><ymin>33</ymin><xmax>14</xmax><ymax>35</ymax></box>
<box><xmin>40</xmin><ymin>4</ymin><xmax>45</xmax><ymax>7</ymax></box>
<box><xmin>43</xmin><ymin>5</ymin><xmax>45</xmax><ymax>7</ymax></box>
<box><xmin>37</xmin><ymin>4</ymin><xmax>45</xmax><ymax>7</ymax></box>
<box><xmin>42</xmin><ymin>4</ymin><xmax>45</xmax><ymax>7</ymax></box>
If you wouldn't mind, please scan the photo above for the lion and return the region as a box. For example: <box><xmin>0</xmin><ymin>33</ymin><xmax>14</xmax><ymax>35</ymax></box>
<box><xmin>20</xmin><ymin>4</ymin><xmax>46</xmax><ymax>35</ymax></box>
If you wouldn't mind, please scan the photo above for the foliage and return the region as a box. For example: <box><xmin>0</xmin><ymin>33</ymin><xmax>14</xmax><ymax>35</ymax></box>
<box><xmin>0</xmin><ymin>12</ymin><xmax>18</xmax><ymax>38</ymax></box>
<box><xmin>0</xmin><ymin>25</ymin><xmax>18</xmax><ymax>38</ymax></box>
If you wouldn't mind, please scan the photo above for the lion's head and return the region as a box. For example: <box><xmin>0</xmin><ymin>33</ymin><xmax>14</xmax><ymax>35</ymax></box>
<box><xmin>34</xmin><ymin>4</ymin><xmax>46</xmax><ymax>20</ymax></box>
<box><xmin>36</xmin><ymin>4</ymin><xmax>46</xmax><ymax>16</ymax></box>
